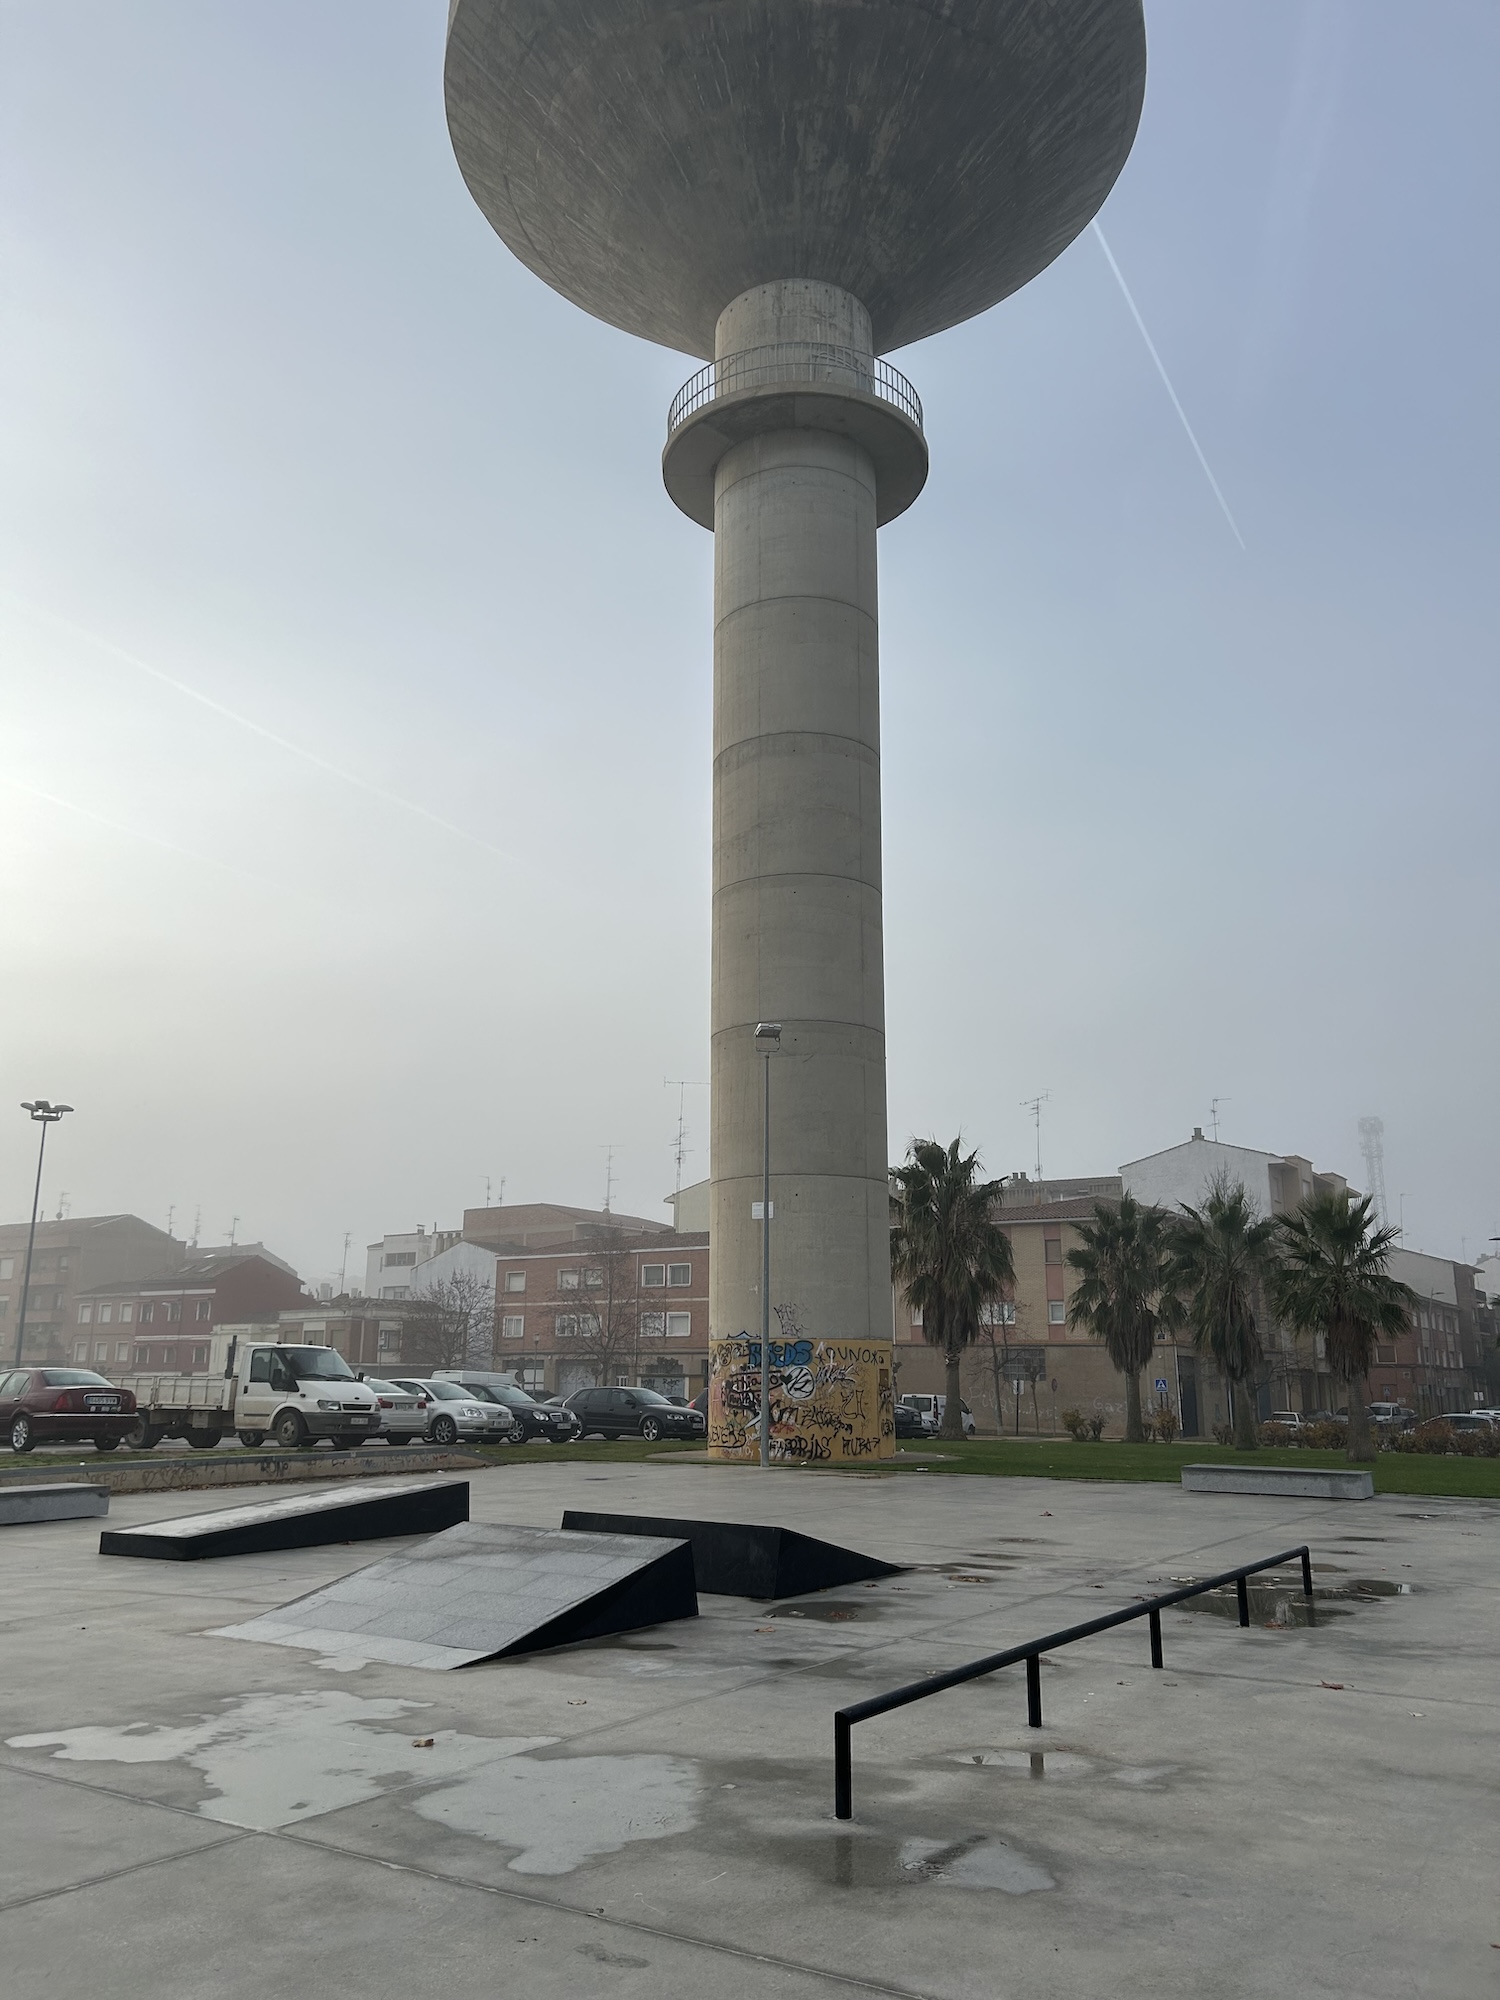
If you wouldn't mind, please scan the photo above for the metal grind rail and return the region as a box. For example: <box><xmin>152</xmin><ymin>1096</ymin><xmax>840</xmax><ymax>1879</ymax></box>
<box><xmin>834</xmin><ymin>1544</ymin><xmax>1313</xmax><ymax>1820</ymax></box>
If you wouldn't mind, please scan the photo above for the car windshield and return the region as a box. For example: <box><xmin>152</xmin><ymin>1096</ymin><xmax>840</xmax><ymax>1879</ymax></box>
<box><xmin>492</xmin><ymin>1386</ymin><xmax>539</xmax><ymax>1409</ymax></box>
<box><xmin>426</xmin><ymin>1381</ymin><xmax>466</xmax><ymax>1401</ymax></box>
<box><xmin>283</xmin><ymin>1348</ymin><xmax>355</xmax><ymax>1380</ymax></box>
<box><xmin>40</xmin><ymin>1368</ymin><xmax>113</xmax><ymax>1387</ymax></box>
<box><xmin>632</xmin><ymin>1389</ymin><xmax>673</xmax><ymax>1406</ymax></box>
<box><xmin>362</xmin><ymin>1379</ymin><xmax>398</xmax><ymax>1394</ymax></box>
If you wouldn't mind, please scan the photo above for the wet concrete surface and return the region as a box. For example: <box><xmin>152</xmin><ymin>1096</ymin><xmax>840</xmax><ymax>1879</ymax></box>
<box><xmin>0</xmin><ymin>1462</ymin><xmax>1495</xmax><ymax>1997</ymax></box>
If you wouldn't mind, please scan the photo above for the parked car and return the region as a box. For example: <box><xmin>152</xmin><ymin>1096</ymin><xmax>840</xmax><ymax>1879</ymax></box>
<box><xmin>391</xmin><ymin>1378</ymin><xmax>513</xmax><ymax>1446</ymax></box>
<box><xmin>690</xmin><ymin>1389</ymin><xmax>709</xmax><ymax>1417</ymax></box>
<box><xmin>1367</xmin><ymin>1402</ymin><xmax>1418</xmax><ymax>1431</ymax></box>
<box><xmin>0</xmin><ymin>1367</ymin><xmax>137</xmax><ymax>1454</ymax></box>
<box><xmin>564</xmin><ymin>1385</ymin><xmax>708</xmax><ymax>1442</ymax></box>
<box><xmin>1442</xmin><ymin>1410</ymin><xmax>1498</xmax><ymax>1434</ymax></box>
<box><xmin>445</xmin><ymin>1379</ymin><xmax>580</xmax><ymax>1444</ymax></box>
<box><xmin>899</xmin><ymin>1393</ymin><xmax>975</xmax><ymax>1436</ymax></box>
<box><xmin>1267</xmin><ymin>1410</ymin><xmax>1303</xmax><ymax>1430</ymax></box>
<box><xmin>893</xmin><ymin>1402</ymin><xmax>930</xmax><ymax>1441</ymax></box>
<box><xmin>360</xmin><ymin>1377</ymin><xmax>428</xmax><ymax>1444</ymax></box>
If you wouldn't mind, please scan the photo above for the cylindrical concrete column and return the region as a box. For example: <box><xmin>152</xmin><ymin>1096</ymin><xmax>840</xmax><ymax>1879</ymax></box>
<box><xmin>705</xmin><ymin>280</ymin><xmax>894</xmax><ymax>1462</ymax></box>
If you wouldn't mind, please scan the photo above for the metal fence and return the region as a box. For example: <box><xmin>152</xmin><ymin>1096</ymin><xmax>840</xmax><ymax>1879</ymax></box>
<box><xmin>667</xmin><ymin>342</ymin><xmax>923</xmax><ymax>437</ymax></box>
<box><xmin>834</xmin><ymin>1544</ymin><xmax>1315</xmax><ymax>1819</ymax></box>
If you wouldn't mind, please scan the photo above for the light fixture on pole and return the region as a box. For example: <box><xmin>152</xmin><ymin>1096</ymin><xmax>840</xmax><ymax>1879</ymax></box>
<box><xmin>752</xmin><ymin>1023</ymin><xmax>781</xmax><ymax>1469</ymax></box>
<box><xmin>14</xmin><ymin>1100</ymin><xmax>73</xmax><ymax>1368</ymax></box>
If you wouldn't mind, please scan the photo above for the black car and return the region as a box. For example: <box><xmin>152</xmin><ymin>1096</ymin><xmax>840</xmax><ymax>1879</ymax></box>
<box><xmin>565</xmin><ymin>1386</ymin><xmax>708</xmax><ymax>1442</ymax></box>
<box><xmin>893</xmin><ymin>1402</ymin><xmax>928</xmax><ymax>1441</ymax></box>
<box><xmin>449</xmin><ymin>1380</ymin><xmax>580</xmax><ymax>1444</ymax></box>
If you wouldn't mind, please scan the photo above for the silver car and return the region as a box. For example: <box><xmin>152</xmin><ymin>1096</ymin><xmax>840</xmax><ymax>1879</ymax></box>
<box><xmin>361</xmin><ymin>1377</ymin><xmax>428</xmax><ymax>1444</ymax></box>
<box><xmin>394</xmin><ymin>1377</ymin><xmax>514</xmax><ymax>1446</ymax></box>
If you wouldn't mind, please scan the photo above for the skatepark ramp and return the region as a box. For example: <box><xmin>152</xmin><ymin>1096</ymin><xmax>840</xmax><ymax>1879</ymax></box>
<box><xmin>560</xmin><ymin>1511</ymin><xmax>900</xmax><ymax>1598</ymax></box>
<box><xmin>213</xmin><ymin>1521</ymin><xmax>698</xmax><ymax>1668</ymax></box>
<box><xmin>101</xmin><ymin>1478</ymin><xmax>468</xmax><ymax>1560</ymax></box>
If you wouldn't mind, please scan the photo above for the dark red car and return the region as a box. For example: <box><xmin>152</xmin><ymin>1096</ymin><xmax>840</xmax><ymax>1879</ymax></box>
<box><xmin>0</xmin><ymin>1367</ymin><xmax>137</xmax><ymax>1454</ymax></box>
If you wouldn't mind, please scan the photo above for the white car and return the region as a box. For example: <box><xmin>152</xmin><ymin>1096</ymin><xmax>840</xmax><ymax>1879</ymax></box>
<box><xmin>392</xmin><ymin>1377</ymin><xmax>514</xmax><ymax>1446</ymax></box>
<box><xmin>361</xmin><ymin>1377</ymin><xmax>428</xmax><ymax>1444</ymax></box>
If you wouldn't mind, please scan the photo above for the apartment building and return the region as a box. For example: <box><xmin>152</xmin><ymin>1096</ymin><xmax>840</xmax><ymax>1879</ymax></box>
<box><xmin>73</xmin><ymin>1253</ymin><xmax>307</xmax><ymax>1373</ymax></box>
<box><xmin>0</xmin><ymin>1214</ymin><xmax>184</xmax><ymax>1366</ymax></box>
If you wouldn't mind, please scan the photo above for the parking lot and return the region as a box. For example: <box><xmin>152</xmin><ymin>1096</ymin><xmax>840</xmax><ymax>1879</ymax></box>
<box><xmin>1</xmin><ymin>1461</ymin><xmax>1494</xmax><ymax>1998</ymax></box>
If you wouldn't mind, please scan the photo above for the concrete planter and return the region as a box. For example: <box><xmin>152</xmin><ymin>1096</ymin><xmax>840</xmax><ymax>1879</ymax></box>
<box><xmin>1182</xmin><ymin>1463</ymin><xmax>1374</xmax><ymax>1501</ymax></box>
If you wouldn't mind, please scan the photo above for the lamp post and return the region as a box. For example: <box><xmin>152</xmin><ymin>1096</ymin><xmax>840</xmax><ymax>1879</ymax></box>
<box><xmin>753</xmin><ymin>1023</ymin><xmax>781</xmax><ymax>1469</ymax></box>
<box><xmin>14</xmin><ymin>1100</ymin><xmax>73</xmax><ymax>1368</ymax></box>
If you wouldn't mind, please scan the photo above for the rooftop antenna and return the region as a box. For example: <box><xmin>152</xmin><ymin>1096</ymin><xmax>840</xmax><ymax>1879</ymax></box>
<box><xmin>190</xmin><ymin>1206</ymin><xmax>201</xmax><ymax>1249</ymax></box>
<box><xmin>600</xmin><ymin>1144</ymin><xmax>617</xmax><ymax>1217</ymax></box>
<box><xmin>54</xmin><ymin>1191</ymin><xmax>70</xmax><ymax>1222</ymax></box>
<box><xmin>1209</xmin><ymin>1097</ymin><xmax>1230</xmax><ymax>1142</ymax></box>
<box><xmin>664</xmin><ymin>1079</ymin><xmax>708</xmax><ymax>1198</ymax></box>
<box><xmin>338</xmin><ymin>1231</ymin><xmax>351</xmax><ymax>1294</ymax></box>
<box><xmin>166</xmin><ymin>1204</ymin><xmax>175</xmax><ymax>1239</ymax></box>
<box><xmin>1020</xmin><ymin>1094</ymin><xmax>1050</xmax><ymax>1187</ymax></box>
<box><xmin>228</xmin><ymin>1215</ymin><xmax>239</xmax><ymax>1247</ymax></box>
<box><xmin>1358</xmin><ymin>1117</ymin><xmax>1389</xmax><ymax>1229</ymax></box>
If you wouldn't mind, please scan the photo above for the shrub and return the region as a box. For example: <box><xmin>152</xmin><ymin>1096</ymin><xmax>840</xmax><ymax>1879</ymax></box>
<box><xmin>1061</xmin><ymin>1408</ymin><xmax>1089</xmax><ymax>1442</ymax></box>
<box><xmin>1087</xmin><ymin>1415</ymin><xmax>1105</xmax><ymax>1442</ymax></box>
<box><xmin>1455</xmin><ymin>1427</ymin><xmax>1500</xmax><ymax>1458</ymax></box>
<box><xmin>1412</xmin><ymin>1419</ymin><xmax>1455</xmax><ymax>1455</ymax></box>
<box><xmin>1259</xmin><ymin>1421</ymin><xmax>1296</xmax><ymax>1447</ymax></box>
<box><xmin>1153</xmin><ymin>1408</ymin><xmax>1180</xmax><ymax>1444</ymax></box>
<box><xmin>1301</xmin><ymin>1420</ymin><xmax>1347</xmax><ymax>1451</ymax></box>
<box><xmin>1211</xmin><ymin>1422</ymin><xmax>1234</xmax><ymax>1446</ymax></box>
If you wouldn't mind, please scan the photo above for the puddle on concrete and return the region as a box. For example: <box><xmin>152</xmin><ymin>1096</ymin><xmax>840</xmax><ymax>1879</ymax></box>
<box><xmin>1178</xmin><ymin>1575</ymin><xmax>1410</xmax><ymax>1628</ymax></box>
<box><xmin>412</xmin><ymin>1752</ymin><xmax>699</xmax><ymax>1875</ymax></box>
<box><xmin>780</xmin><ymin>1600</ymin><xmax>878</xmax><ymax>1622</ymax></box>
<box><xmin>7</xmin><ymin>1692</ymin><xmax>553</xmax><ymax>1829</ymax></box>
<box><xmin>899</xmin><ymin>1835</ymin><xmax>1055</xmax><ymax>1893</ymax></box>
<box><xmin>958</xmin><ymin>1749</ymin><xmax>1093</xmax><ymax>1778</ymax></box>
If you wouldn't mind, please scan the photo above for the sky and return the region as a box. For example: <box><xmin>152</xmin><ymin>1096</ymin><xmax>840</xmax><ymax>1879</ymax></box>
<box><xmin>2</xmin><ymin>2</ymin><xmax>1497</xmax><ymax>1290</ymax></box>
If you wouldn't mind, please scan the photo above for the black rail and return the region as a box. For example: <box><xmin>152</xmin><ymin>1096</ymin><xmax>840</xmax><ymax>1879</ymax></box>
<box><xmin>834</xmin><ymin>1544</ymin><xmax>1313</xmax><ymax>1819</ymax></box>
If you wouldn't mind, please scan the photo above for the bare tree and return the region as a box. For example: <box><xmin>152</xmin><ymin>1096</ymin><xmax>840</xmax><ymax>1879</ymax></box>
<box><xmin>405</xmin><ymin>1267</ymin><xmax>497</xmax><ymax>1372</ymax></box>
<box><xmin>548</xmin><ymin>1232</ymin><xmax>654</xmax><ymax>1388</ymax></box>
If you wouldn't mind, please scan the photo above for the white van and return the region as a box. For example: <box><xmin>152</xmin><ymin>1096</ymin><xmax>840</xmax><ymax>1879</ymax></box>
<box><xmin>899</xmin><ymin>1393</ymin><xmax>976</xmax><ymax>1436</ymax></box>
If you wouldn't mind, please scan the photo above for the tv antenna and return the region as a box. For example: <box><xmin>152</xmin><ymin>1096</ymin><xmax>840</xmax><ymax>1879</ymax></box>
<box><xmin>1209</xmin><ymin>1097</ymin><xmax>1230</xmax><ymax>1142</ymax></box>
<box><xmin>54</xmin><ymin>1191</ymin><xmax>70</xmax><ymax>1221</ymax></box>
<box><xmin>664</xmin><ymin>1079</ymin><xmax>707</xmax><ymax>1198</ymax></box>
<box><xmin>166</xmin><ymin>1205</ymin><xmax>175</xmax><ymax>1239</ymax></box>
<box><xmin>1357</xmin><ymin>1117</ymin><xmax>1389</xmax><ymax>1228</ymax></box>
<box><xmin>1020</xmin><ymin>1093</ymin><xmax>1050</xmax><ymax>1184</ymax></box>
<box><xmin>228</xmin><ymin>1215</ymin><xmax>240</xmax><ymax>1247</ymax></box>
<box><xmin>338</xmin><ymin>1231</ymin><xmax>351</xmax><ymax>1294</ymax></box>
<box><xmin>190</xmin><ymin>1207</ymin><xmax>201</xmax><ymax>1249</ymax></box>
<box><xmin>600</xmin><ymin>1144</ymin><xmax>618</xmax><ymax>1217</ymax></box>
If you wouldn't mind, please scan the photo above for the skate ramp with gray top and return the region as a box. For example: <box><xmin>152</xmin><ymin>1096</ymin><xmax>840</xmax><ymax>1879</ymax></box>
<box><xmin>212</xmin><ymin>1521</ymin><xmax>698</xmax><ymax>1669</ymax></box>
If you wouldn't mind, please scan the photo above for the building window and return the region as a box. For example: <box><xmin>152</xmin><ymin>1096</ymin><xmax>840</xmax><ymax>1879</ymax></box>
<box><xmin>377</xmin><ymin>1328</ymin><xmax>400</xmax><ymax>1352</ymax></box>
<box><xmin>518</xmin><ymin>1361</ymin><xmax>546</xmax><ymax>1394</ymax></box>
<box><xmin>504</xmin><ymin>1271</ymin><xmax>526</xmax><ymax>1293</ymax></box>
<box><xmin>557</xmin><ymin>1269</ymin><xmax>580</xmax><ymax>1291</ymax></box>
<box><xmin>78</xmin><ymin>1303</ymin><xmax>93</xmax><ymax>1323</ymax></box>
<box><xmin>134</xmin><ymin>1347</ymin><xmax>149</xmax><ymax>1367</ymax></box>
<box><xmin>163</xmin><ymin>1303</ymin><xmax>180</xmax><ymax>1322</ymax></box>
<box><xmin>640</xmin><ymin>1312</ymin><xmax>665</xmax><ymax>1340</ymax></box>
<box><xmin>139</xmin><ymin>1303</ymin><xmax>154</xmax><ymax>1324</ymax></box>
<box><xmin>383</xmin><ymin>1251</ymin><xmax>417</xmax><ymax>1268</ymax></box>
<box><xmin>98</xmin><ymin>1303</ymin><xmax>113</xmax><ymax>1323</ymax></box>
<box><xmin>556</xmin><ymin>1315</ymin><xmax>579</xmax><ymax>1338</ymax></box>
<box><xmin>582</xmin><ymin>1268</ymin><xmax>603</xmax><ymax>1289</ymax></box>
<box><xmin>0</xmin><ymin>1257</ymin><xmax>12</xmax><ymax>1278</ymax></box>
<box><xmin>667</xmin><ymin>1264</ymin><xmax>692</xmax><ymax>1287</ymax></box>
<box><xmin>73</xmin><ymin>1341</ymin><xmax>90</xmax><ymax>1363</ymax></box>
<box><xmin>665</xmin><ymin>1312</ymin><xmax>692</xmax><ymax>1339</ymax></box>
<box><xmin>502</xmin><ymin>1315</ymin><xmax>525</xmax><ymax>1341</ymax></box>
<box><xmin>192</xmin><ymin>1346</ymin><xmax>209</xmax><ymax>1367</ymax></box>
<box><xmin>1047</xmin><ymin>1300</ymin><xmax>1067</xmax><ymax>1324</ymax></box>
<box><xmin>195</xmin><ymin>1300</ymin><xmax>212</xmax><ymax>1322</ymax></box>
<box><xmin>116</xmin><ymin>1343</ymin><xmax>130</xmax><ymax>1364</ymax></box>
<box><xmin>120</xmin><ymin>1303</ymin><xmax>133</xmax><ymax>1323</ymax></box>
<box><xmin>641</xmin><ymin>1264</ymin><xmax>666</xmax><ymax>1288</ymax></box>
<box><xmin>1044</xmin><ymin>1239</ymin><xmax>1063</xmax><ymax>1264</ymax></box>
<box><xmin>94</xmin><ymin>1342</ymin><xmax>109</xmax><ymax>1363</ymax></box>
<box><xmin>380</xmin><ymin>1287</ymin><xmax>409</xmax><ymax>1299</ymax></box>
<box><xmin>909</xmin><ymin>1305</ymin><xmax>923</xmax><ymax>1326</ymax></box>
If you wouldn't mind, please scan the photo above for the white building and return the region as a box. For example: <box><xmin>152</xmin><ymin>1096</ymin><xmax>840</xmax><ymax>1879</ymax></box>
<box><xmin>1121</xmin><ymin>1130</ymin><xmax>1351</xmax><ymax>1221</ymax></box>
<box><xmin>361</xmin><ymin>1225</ymin><xmax>460</xmax><ymax>1300</ymax></box>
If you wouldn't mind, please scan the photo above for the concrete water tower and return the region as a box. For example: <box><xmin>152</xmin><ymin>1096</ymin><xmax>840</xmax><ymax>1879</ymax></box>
<box><xmin>445</xmin><ymin>1</ymin><xmax>1146</xmax><ymax>1461</ymax></box>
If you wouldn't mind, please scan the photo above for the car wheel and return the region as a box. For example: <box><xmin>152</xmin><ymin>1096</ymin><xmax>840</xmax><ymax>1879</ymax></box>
<box><xmin>272</xmin><ymin>1410</ymin><xmax>307</xmax><ymax>1449</ymax></box>
<box><xmin>93</xmin><ymin>1435</ymin><xmax>122</xmax><ymax>1452</ymax></box>
<box><xmin>640</xmin><ymin>1418</ymin><xmax>662</xmax><ymax>1442</ymax></box>
<box><xmin>237</xmin><ymin>1431</ymin><xmax>265</xmax><ymax>1448</ymax></box>
<box><xmin>10</xmin><ymin>1414</ymin><xmax>35</xmax><ymax>1453</ymax></box>
<box><xmin>123</xmin><ymin>1416</ymin><xmax>159</xmax><ymax>1450</ymax></box>
<box><xmin>187</xmin><ymin>1430</ymin><xmax>223</xmax><ymax>1451</ymax></box>
<box><xmin>431</xmin><ymin>1414</ymin><xmax>458</xmax><ymax>1447</ymax></box>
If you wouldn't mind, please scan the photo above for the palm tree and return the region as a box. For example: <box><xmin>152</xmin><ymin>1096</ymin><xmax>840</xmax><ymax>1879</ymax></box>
<box><xmin>1167</xmin><ymin>1178</ymin><xmax>1280</xmax><ymax>1451</ymax></box>
<box><xmin>1065</xmin><ymin>1195</ymin><xmax>1173</xmax><ymax>1443</ymax></box>
<box><xmin>890</xmin><ymin>1138</ymin><xmax>1016</xmax><ymax>1441</ymax></box>
<box><xmin>1274</xmin><ymin>1188</ymin><xmax>1415</xmax><ymax>1464</ymax></box>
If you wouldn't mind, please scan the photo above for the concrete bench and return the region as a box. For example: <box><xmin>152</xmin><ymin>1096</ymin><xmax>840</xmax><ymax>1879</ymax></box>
<box><xmin>1182</xmin><ymin>1463</ymin><xmax>1374</xmax><ymax>1501</ymax></box>
<box><xmin>0</xmin><ymin>1482</ymin><xmax>110</xmax><ymax>1525</ymax></box>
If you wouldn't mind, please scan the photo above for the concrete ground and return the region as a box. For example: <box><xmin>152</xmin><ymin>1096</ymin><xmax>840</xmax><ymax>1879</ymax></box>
<box><xmin>0</xmin><ymin>1462</ymin><xmax>1493</xmax><ymax>1999</ymax></box>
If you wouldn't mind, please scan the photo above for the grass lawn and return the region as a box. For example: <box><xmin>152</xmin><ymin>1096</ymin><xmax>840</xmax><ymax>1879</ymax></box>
<box><xmin>879</xmin><ymin>1436</ymin><xmax>1500</xmax><ymax>1499</ymax></box>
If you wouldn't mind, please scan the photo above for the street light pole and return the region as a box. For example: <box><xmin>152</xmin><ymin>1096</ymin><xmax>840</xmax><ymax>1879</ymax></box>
<box><xmin>753</xmin><ymin>1023</ymin><xmax>781</xmax><ymax>1469</ymax></box>
<box><xmin>14</xmin><ymin>1101</ymin><xmax>73</xmax><ymax>1368</ymax></box>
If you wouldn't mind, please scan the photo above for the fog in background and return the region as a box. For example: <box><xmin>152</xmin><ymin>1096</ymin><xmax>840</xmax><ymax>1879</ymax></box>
<box><xmin>3</xmin><ymin>2</ymin><xmax>1496</xmax><ymax>1289</ymax></box>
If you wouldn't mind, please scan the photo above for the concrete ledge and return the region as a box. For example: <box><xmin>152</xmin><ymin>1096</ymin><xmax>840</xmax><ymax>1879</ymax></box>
<box><xmin>0</xmin><ymin>1446</ymin><xmax>483</xmax><ymax>1497</ymax></box>
<box><xmin>0</xmin><ymin>1482</ymin><xmax>109</xmax><ymax>1524</ymax></box>
<box><xmin>1182</xmin><ymin>1463</ymin><xmax>1374</xmax><ymax>1501</ymax></box>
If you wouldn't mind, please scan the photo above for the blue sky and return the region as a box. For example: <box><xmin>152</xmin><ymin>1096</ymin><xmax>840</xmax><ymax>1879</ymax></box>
<box><xmin>2</xmin><ymin>2</ymin><xmax>1496</xmax><ymax>1286</ymax></box>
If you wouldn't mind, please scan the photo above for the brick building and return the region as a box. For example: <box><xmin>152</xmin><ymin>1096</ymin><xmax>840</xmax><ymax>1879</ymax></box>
<box><xmin>73</xmin><ymin>1253</ymin><xmax>308</xmax><ymax>1373</ymax></box>
<box><xmin>0</xmin><ymin>1214</ymin><xmax>183</xmax><ymax>1366</ymax></box>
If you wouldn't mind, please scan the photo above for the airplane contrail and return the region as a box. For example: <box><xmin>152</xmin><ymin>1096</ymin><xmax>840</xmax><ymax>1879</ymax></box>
<box><xmin>12</xmin><ymin>781</ymin><xmax>291</xmax><ymax>895</ymax></box>
<box><xmin>1091</xmin><ymin>220</ymin><xmax>1247</xmax><ymax>550</ymax></box>
<box><xmin>4</xmin><ymin>598</ymin><xmax>515</xmax><ymax>863</ymax></box>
